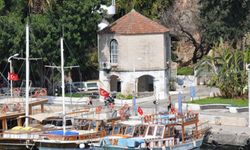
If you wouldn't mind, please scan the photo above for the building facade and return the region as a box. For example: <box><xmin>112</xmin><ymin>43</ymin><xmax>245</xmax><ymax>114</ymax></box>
<box><xmin>98</xmin><ymin>10</ymin><xmax>171</xmax><ymax>100</ymax></box>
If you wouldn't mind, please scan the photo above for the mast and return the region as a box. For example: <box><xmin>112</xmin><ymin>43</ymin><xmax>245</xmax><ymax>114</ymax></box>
<box><xmin>60</xmin><ymin>37</ymin><xmax>66</xmax><ymax>133</ymax></box>
<box><xmin>25</xmin><ymin>23</ymin><xmax>30</xmax><ymax>127</ymax></box>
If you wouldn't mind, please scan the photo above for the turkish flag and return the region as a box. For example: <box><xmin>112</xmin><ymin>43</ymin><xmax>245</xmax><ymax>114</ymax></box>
<box><xmin>99</xmin><ymin>88</ymin><xmax>109</xmax><ymax>97</ymax></box>
<box><xmin>137</xmin><ymin>106</ymin><xmax>143</xmax><ymax>116</ymax></box>
<box><xmin>8</xmin><ymin>72</ymin><xmax>19</xmax><ymax>81</ymax></box>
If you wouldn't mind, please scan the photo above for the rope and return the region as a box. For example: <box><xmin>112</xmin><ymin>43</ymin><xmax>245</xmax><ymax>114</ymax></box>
<box><xmin>2</xmin><ymin>62</ymin><xmax>8</xmax><ymax>74</ymax></box>
<box><xmin>17</xmin><ymin>61</ymin><xmax>24</xmax><ymax>74</ymax></box>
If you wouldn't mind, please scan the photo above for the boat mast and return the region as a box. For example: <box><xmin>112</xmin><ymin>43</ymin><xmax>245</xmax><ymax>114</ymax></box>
<box><xmin>60</xmin><ymin>37</ymin><xmax>66</xmax><ymax>133</ymax></box>
<box><xmin>25</xmin><ymin>23</ymin><xmax>30</xmax><ymax>127</ymax></box>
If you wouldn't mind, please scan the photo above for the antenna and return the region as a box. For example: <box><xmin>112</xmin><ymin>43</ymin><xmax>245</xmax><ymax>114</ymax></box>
<box><xmin>112</xmin><ymin>0</ymin><xmax>115</xmax><ymax>6</ymax></box>
<box><xmin>61</xmin><ymin>25</ymin><xmax>64</xmax><ymax>38</ymax></box>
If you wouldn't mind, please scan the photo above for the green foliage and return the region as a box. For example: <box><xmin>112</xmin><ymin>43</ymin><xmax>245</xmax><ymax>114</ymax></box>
<box><xmin>116</xmin><ymin>93</ymin><xmax>134</xmax><ymax>99</ymax></box>
<box><xmin>177</xmin><ymin>66</ymin><xmax>193</xmax><ymax>75</ymax></box>
<box><xmin>115</xmin><ymin>0</ymin><xmax>174</xmax><ymax>20</ymax></box>
<box><xmin>199</xmin><ymin>0</ymin><xmax>250</xmax><ymax>46</ymax></box>
<box><xmin>188</xmin><ymin>97</ymin><xmax>247</xmax><ymax>107</ymax></box>
<box><xmin>201</xmin><ymin>40</ymin><xmax>250</xmax><ymax>98</ymax></box>
<box><xmin>0</xmin><ymin>0</ymin><xmax>104</xmax><ymax>88</ymax></box>
<box><xmin>65</xmin><ymin>93</ymin><xmax>87</xmax><ymax>97</ymax></box>
<box><xmin>0</xmin><ymin>14</ymin><xmax>24</xmax><ymax>64</ymax></box>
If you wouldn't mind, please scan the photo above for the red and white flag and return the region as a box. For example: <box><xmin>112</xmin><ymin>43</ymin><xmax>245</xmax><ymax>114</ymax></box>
<box><xmin>99</xmin><ymin>88</ymin><xmax>109</xmax><ymax>97</ymax></box>
<box><xmin>137</xmin><ymin>106</ymin><xmax>144</xmax><ymax>116</ymax></box>
<box><xmin>8</xmin><ymin>72</ymin><xmax>19</xmax><ymax>81</ymax></box>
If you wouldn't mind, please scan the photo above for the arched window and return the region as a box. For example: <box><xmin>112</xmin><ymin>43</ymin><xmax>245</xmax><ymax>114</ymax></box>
<box><xmin>110</xmin><ymin>39</ymin><xmax>118</xmax><ymax>64</ymax></box>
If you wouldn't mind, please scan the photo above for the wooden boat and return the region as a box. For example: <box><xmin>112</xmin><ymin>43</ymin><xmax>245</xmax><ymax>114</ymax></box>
<box><xmin>0</xmin><ymin>116</ymin><xmax>49</xmax><ymax>150</ymax></box>
<box><xmin>0</xmin><ymin>24</ymin><xmax>50</xmax><ymax>150</ymax></box>
<box><xmin>34</xmin><ymin>109</ymin><xmax>122</xmax><ymax>149</ymax></box>
<box><xmin>97</xmin><ymin>112</ymin><xmax>210</xmax><ymax>150</ymax></box>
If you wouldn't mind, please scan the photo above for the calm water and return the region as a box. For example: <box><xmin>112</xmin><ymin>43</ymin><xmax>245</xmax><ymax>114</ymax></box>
<box><xmin>201</xmin><ymin>143</ymin><xmax>249</xmax><ymax>150</ymax></box>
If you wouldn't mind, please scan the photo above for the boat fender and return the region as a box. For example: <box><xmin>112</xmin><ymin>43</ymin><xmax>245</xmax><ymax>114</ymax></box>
<box><xmin>33</xmin><ymin>90</ymin><xmax>39</xmax><ymax>97</ymax></box>
<box><xmin>247</xmin><ymin>138</ymin><xmax>250</xmax><ymax>145</ymax></box>
<box><xmin>79</xmin><ymin>143</ymin><xmax>85</xmax><ymax>149</ymax></box>
<box><xmin>144</xmin><ymin>115</ymin><xmax>149</xmax><ymax>123</ymax></box>
<box><xmin>193</xmin><ymin>140</ymin><xmax>196</xmax><ymax>147</ymax></box>
<box><xmin>40</xmin><ymin>88</ymin><xmax>47</xmax><ymax>96</ymax></box>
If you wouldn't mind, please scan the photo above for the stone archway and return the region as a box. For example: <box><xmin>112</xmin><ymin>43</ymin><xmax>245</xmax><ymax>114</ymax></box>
<box><xmin>137</xmin><ymin>75</ymin><xmax>154</xmax><ymax>96</ymax></box>
<box><xmin>110</xmin><ymin>75</ymin><xmax>121</xmax><ymax>92</ymax></box>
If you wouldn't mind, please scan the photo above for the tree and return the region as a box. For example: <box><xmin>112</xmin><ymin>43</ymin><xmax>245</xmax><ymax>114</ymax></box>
<box><xmin>0</xmin><ymin>0</ymin><xmax>105</xmax><ymax>94</ymax></box>
<box><xmin>114</xmin><ymin>0</ymin><xmax>174</xmax><ymax>20</ymax></box>
<box><xmin>199</xmin><ymin>0</ymin><xmax>250</xmax><ymax>48</ymax></box>
<box><xmin>27</xmin><ymin>0</ymin><xmax>53</xmax><ymax>14</ymax></box>
<box><xmin>199</xmin><ymin>40</ymin><xmax>250</xmax><ymax>98</ymax></box>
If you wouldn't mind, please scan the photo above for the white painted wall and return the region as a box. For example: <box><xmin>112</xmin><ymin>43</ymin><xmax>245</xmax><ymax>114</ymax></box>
<box><xmin>98</xmin><ymin>32</ymin><xmax>171</xmax><ymax>100</ymax></box>
<box><xmin>99</xmin><ymin>70</ymin><xmax>168</xmax><ymax>100</ymax></box>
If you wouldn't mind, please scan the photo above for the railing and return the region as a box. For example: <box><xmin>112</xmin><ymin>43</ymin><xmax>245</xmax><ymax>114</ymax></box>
<box><xmin>143</xmin><ymin>112</ymin><xmax>199</xmax><ymax>125</ymax></box>
<box><xmin>177</xmin><ymin>113</ymin><xmax>199</xmax><ymax>124</ymax></box>
<box><xmin>0</xmin><ymin>130</ymin><xmax>42</xmax><ymax>140</ymax></box>
<box><xmin>40</xmin><ymin>130</ymin><xmax>107</xmax><ymax>141</ymax></box>
<box><xmin>145</xmin><ymin>137</ymin><xmax>175</xmax><ymax>148</ymax></box>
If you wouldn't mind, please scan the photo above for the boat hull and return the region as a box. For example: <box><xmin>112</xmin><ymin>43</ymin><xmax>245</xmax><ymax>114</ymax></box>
<box><xmin>0</xmin><ymin>139</ymin><xmax>38</xmax><ymax>150</ymax></box>
<box><xmin>101</xmin><ymin>138</ymin><xmax>203</xmax><ymax>150</ymax></box>
<box><xmin>35</xmin><ymin>141</ymin><xmax>91</xmax><ymax>150</ymax></box>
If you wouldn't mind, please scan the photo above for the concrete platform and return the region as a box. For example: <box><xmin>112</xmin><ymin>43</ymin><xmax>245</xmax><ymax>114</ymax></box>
<box><xmin>205</xmin><ymin>125</ymin><xmax>250</xmax><ymax>146</ymax></box>
<box><xmin>199</xmin><ymin>109</ymin><xmax>248</xmax><ymax>127</ymax></box>
<box><xmin>198</xmin><ymin>109</ymin><xmax>250</xmax><ymax>147</ymax></box>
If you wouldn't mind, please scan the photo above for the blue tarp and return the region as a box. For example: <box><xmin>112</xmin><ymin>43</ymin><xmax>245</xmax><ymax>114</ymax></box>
<box><xmin>117</xmin><ymin>138</ymin><xmax>144</xmax><ymax>148</ymax></box>
<box><xmin>103</xmin><ymin>137</ymin><xmax>111</xmax><ymax>145</ymax></box>
<box><xmin>47</xmin><ymin>130</ymin><xmax>79</xmax><ymax>136</ymax></box>
<box><xmin>117</xmin><ymin>138</ymin><xmax>127</xmax><ymax>147</ymax></box>
<box><xmin>127</xmin><ymin>139</ymin><xmax>144</xmax><ymax>148</ymax></box>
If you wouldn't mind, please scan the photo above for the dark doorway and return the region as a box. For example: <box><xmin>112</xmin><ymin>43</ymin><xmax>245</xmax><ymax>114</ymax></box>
<box><xmin>110</xmin><ymin>75</ymin><xmax>121</xmax><ymax>92</ymax></box>
<box><xmin>138</xmin><ymin>75</ymin><xmax>154</xmax><ymax>92</ymax></box>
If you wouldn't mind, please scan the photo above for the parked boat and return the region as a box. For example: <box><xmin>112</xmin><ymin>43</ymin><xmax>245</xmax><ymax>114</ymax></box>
<box><xmin>97</xmin><ymin>112</ymin><xmax>210</xmax><ymax>150</ymax></box>
<box><xmin>33</xmin><ymin>36</ymin><xmax>123</xmax><ymax>150</ymax></box>
<box><xmin>0</xmin><ymin>23</ymin><xmax>47</xmax><ymax>150</ymax></box>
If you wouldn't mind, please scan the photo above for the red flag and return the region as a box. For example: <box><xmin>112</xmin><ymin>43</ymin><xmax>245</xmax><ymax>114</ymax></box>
<box><xmin>99</xmin><ymin>88</ymin><xmax>109</xmax><ymax>97</ymax></box>
<box><xmin>8</xmin><ymin>72</ymin><xmax>19</xmax><ymax>81</ymax></box>
<box><xmin>137</xmin><ymin>106</ymin><xmax>143</xmax><ymax>116</ymax></box>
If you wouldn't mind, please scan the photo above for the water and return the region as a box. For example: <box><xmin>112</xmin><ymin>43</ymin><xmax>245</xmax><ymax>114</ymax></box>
<box><xmin>201</xmin><ymin>143</ymin><xmax>248</xmax><ymax>150</ymax></box>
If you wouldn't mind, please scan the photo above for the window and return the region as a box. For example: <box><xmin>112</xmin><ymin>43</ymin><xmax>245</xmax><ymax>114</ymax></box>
<box><xmin>147</xmin><ymin>126</ymin><xmax>155</xmax><ymax>136</ymax></box>
<box><xmin>113</xmin><ymin>124</ymin><xmax>121</xmax><ymax>134</ymax></box>
<box><xmin>156</xmin><ymin>126</ymin><xmax>164</xmax><ymax>137</ymax></box>
<box><xmin>110</xmin><ymin>39</ymin><xmax>118</xmax><ymax>64</ymax></box>
<box><xmin>125</xmin><ymin>125</ymin><xmax>134</xmax><ymax>136</ymax></box>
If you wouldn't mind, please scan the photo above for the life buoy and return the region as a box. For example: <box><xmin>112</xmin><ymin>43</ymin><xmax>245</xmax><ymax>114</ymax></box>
<box><xmin>170</xmin><ymin>106</ymin><xmax>176</xmax><ymax>114</ymax></box>
<box><xmin>40</xmin><ymin>88</ymin><xmax>47</xmax><ymax>96</ymax></box>
<box><xmin>144</xmin><ymin>115</ymin><xmax>149</xmax><ymax>123</ymax></box>
<box><xmin>33</xmin><ymin>90</ymin><xmax>39</xmax><ymax>97</ymax></box>
<box><xmin>96</xmin><ymin>106</ymin><xmax>102</xmax><ymax>114</ymax></box>
<box><xmin>13</xmin><ymin>88</ymin><xmax>21</xmax><ymax>95</ymax></box>
<box><xmin>1</xmin><ymin>104</ymin><xmax>9</xmax><ymax>113</ymax></box>
<box><xmin>149</xmin><ymin>115</ymin><xmax>153</xmax><ymax>122</ymax></box>
<box><xmin>113</xmin><ymin>139</ymin><xmax>118</xmax><ymax>145</ymax></box>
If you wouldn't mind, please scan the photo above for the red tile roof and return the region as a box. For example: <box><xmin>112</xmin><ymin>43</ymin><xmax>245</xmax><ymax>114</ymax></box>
<box><xmin>99</xmin><ymin>9</ymin><xmax>169</xmax><ymax>35</ymax></box>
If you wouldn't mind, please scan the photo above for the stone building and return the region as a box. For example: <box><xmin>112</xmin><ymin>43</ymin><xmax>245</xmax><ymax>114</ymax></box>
<box><xmin>98</xmin><ymin>10</ymin><xmax>171</xmax><ymax>100</ymax></box>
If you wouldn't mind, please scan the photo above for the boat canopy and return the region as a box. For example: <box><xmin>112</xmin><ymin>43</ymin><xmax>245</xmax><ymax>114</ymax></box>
<box><xmin>18</xmin><ymin>112</ymin><xmax>59</xmax><ymax>122</ymax></box>
<box><xmin>47</xmin><ymin>130</ymin><xmax>79</xmax><ymax>136</ymax></box>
